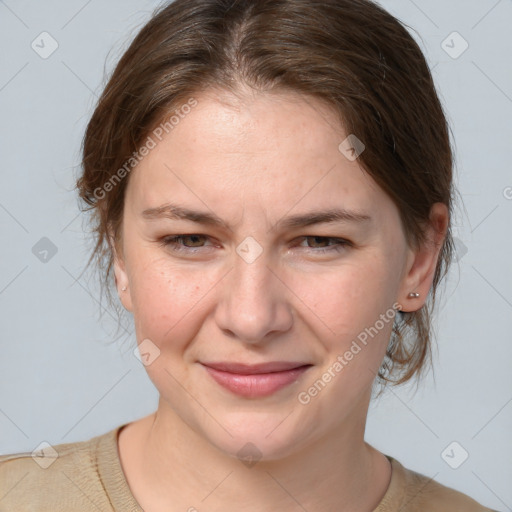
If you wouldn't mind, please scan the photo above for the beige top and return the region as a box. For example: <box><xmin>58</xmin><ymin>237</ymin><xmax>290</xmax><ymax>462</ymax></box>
<box><xmin>0</xmin><ymin>423</ymin><xmax>498</xmax><ymax>511</ymax></box>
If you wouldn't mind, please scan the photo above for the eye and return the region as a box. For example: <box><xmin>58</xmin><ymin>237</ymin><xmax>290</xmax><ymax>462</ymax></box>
<box><xmin>159</xmin><ymin>234</ymin><xmax>215</xmax><ymax>253</ymax></box>
<box><xmin>295</xmin><ymin>236</ymin><xmax>352</xmax><ymax>253</ymax></box>
<box><xmin>158</xmin><ymin>234</ymin><xmax>352</xmax><ymax>255</ymax></box>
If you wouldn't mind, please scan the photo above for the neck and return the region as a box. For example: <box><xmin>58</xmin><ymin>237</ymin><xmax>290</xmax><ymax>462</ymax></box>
<box><xmin>121</xmin><ymin>399</ymin><xmax>392</xmax><ymax>512</ymax></box>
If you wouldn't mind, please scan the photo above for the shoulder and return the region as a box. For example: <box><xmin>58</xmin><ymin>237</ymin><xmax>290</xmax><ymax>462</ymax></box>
<box><xmin>389</xmin><ymin>456</ymin><xmax>499</xmax><ymax>512</ymax></box>
<box><xmin>0</xmin><ymin>426</ymin><xmax>120</xmax><ymax>512</ymax></box>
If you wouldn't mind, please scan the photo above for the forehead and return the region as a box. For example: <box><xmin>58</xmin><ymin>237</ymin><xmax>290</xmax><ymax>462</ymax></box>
<box><xmin>124</xmin><ymin>88</ymin><xmax>393</xmax><ymax>223</ymax></box>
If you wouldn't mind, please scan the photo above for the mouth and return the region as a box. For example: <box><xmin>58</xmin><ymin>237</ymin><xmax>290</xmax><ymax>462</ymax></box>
<box><xmin>200</xmin><ymin>361</ymin><xmax>313</xmax><ymax>398</ymax></box>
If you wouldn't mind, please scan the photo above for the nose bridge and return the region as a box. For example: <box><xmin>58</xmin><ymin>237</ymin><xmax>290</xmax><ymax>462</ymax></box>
<box><xmin>214</xmin><ymin>238</ymin><xmax>292</xmax><ymax>342</ymax></box>
<box><xmin>230</xmin><ymin>232</ymin><xmax>272</xmax><ymax>293</ymax></box>
<box><xmin>233</xmin><ymin>241</ymin><xmax>272</xmax><ymax>297</ymax></box>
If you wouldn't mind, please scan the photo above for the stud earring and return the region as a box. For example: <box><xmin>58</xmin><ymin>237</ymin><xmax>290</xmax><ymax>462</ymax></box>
<box><xmin>121</xmin><ymin>286</ymin><xmax>127</xmax><ymax>291</ymax></box>
<box><xmin>408</xmin><ymin>292</ymin><xmax>420</xmax><ymax>298</ymax></box>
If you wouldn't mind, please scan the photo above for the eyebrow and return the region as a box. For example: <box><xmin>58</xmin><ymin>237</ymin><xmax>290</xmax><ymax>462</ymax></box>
<box><xmin>141</xmin><ymin>203</ymin><xmax>372</xmax><ymax>231</ymax></box>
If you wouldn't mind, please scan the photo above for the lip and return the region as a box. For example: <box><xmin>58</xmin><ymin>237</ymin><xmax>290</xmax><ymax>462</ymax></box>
<box><xmin>200</xmin><ymin>361</ymin><xmax>313</xmax><ymax>398</ymax></box>
<box><xmin>201</xmin><ymin>361</ymin><xmax>310</xmax><ymax>374</ymax></box>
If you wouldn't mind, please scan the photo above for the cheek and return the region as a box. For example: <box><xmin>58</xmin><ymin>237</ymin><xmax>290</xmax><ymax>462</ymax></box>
<box><xmin>289</xmin><ymin>258</ymin><xmax>395</xmax><ymax>337</ymax></box>
<box><xmin>128</xmin><ymin>256</ymin><xmax>212</xmax><ymax>346</ymax></box>
<box><xmin>290</xmin><ymin>259</ymin><xmax>399</xmax><ymax>391</ymax></box>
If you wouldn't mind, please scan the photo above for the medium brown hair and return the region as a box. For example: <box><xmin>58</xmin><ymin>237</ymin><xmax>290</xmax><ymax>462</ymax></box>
<box><xmin>76</xmin><ymin>0</ymin><xmax>458</xmax><ymax>391</ymax></box>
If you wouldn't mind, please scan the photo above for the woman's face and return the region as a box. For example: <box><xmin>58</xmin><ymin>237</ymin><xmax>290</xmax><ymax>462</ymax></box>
<box><xmin>113</xmin><ymin>88</ymin><xmax>425</xmax><ymax>460</ymax></box>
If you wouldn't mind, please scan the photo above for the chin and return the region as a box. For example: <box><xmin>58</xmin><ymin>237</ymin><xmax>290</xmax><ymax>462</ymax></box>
<box><xmin>202</xmin><ymin>411</ymin><xmax>311</xmax><ymax>464</ymax></box>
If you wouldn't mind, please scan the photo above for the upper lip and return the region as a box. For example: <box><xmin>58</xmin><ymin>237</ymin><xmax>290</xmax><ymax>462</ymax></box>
<box><xmin>200</xmin><ymin>361</ymin><xmax>312</xmax><ymax>374</ymax></box>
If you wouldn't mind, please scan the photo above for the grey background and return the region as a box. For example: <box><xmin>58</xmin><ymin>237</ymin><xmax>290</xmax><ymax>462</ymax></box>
<box><xmin>0</xmin><ymin>0</ymin><xmax>511</xmax><ymax>510</ymax></box>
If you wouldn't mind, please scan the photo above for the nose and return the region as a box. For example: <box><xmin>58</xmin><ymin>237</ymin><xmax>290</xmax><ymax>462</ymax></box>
<box><xmin>214</xmin><ymin>245</ymin><xmax>293</xmax><ymax>344</ymax></box>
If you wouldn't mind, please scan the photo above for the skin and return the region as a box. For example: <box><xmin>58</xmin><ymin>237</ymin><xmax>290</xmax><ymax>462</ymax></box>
<box><xmin>112</xmin><ymin>87</ymin><xmax>448</xmax><ymax>512</ymax></box>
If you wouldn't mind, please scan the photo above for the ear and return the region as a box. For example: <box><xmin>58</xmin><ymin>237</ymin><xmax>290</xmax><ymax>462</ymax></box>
<box><xmin>108</xmin><ymin>225</ymin><xmax>134</xmax><ymax>312</ymax></box>
<box><xmin>397</xmin><ymin>202</ymin><xmax>449</xmax><ymax>312</ymax></box>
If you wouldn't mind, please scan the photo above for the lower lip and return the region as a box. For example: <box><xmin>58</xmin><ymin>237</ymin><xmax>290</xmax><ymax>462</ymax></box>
<box><xmin>202</xmin><ymin>365</ymin><xmax>312</xmax><ymax>398</ymax></box>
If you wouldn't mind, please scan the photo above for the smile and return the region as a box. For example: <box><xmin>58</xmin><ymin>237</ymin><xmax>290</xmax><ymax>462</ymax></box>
<box><xmin>200</xmin><ymin>362</ymin><xmax>313</xmax><ymax>398</ymax></box>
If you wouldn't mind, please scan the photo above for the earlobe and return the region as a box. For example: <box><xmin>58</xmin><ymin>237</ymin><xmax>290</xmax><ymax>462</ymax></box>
<box><xmin>113</xmin><ymin>255</ymin><xmax>133</xmax><ymax>312</ymax></box>
<box><xmin>398</xmin><ymin>203</ymin><xmax>449</xmax><ymax>312</ymax></box>
<box><xmin>109</xmin><ymin>228</ymin><xmax>133</xmax><ymax>312</ymax></box>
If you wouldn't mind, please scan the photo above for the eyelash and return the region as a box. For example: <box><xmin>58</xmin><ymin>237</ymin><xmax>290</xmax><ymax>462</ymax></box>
<box><xmin>159</xmin><ymin>234</ymin><xmax>352</xmax><ymax>254</ymax></box>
